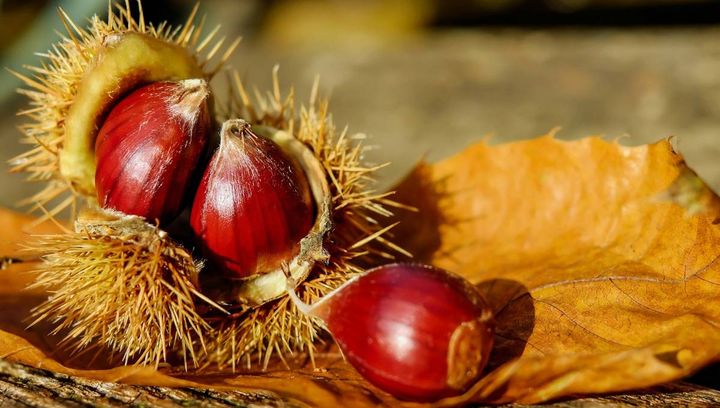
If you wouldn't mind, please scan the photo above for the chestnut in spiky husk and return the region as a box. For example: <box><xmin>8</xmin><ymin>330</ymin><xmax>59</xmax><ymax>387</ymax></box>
<box><xmin>201</xmin><ymin>71</ymin><xmax>413</xmax><ymax>370</ymax></box>
<box><xmin>95</xmin><ymin>79</ymin><xmax>211</xmax><ymax>224</ymax></box>
<box><xmin>191</xmin><ymin>120</ymin><xmax>314</xmax><ymax>278</ymax></box>
<box><xmin>10</xmin><ymin>2</ymin><xmax>240</xmax><ymax>214</ymax></box>
<box><xmin>192</xmin><ymin>119</ymin><xmax>332</xmax><ymax>307</ymax></box>
<box><xmin>14</xmin><ymin>2</ymin><xmax>239</xmax><ymax>367</ymax></box>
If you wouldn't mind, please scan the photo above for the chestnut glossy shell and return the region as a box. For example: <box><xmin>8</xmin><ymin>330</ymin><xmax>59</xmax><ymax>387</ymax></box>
<box><xmin>95</xmin><ymin>80</ymin><xmax>210</xmax><ymax>223</ymax></box>
<box><xmin>312</xmin><ymin>263</ymin><xmax>494</xmax><ymax>402</ymax></box>
<box><xmin>191</xmin><ymin>121</ymin><xmax>314</xmax><ymax>277</ymax></box>
<box><xmin>62</xmin><ymin>32</ymin><xmax>206</xmax><ymax>195</ymax></box>
<box><xmin>193</xmin><ymin>120</ymin><xmax>332</xmax><ymax>307</ymax></box>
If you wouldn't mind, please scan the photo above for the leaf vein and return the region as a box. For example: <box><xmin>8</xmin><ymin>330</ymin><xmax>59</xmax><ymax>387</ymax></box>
<box><xmin>535</xmin><ymin>299</ymin><xmax>630</xmax><ymax>349</ymax></box>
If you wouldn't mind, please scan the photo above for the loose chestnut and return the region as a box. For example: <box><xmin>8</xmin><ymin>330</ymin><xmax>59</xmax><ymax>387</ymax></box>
<box><xmin>95</xmin><ymin>79</ymin><xmax>211</xmax><ymax>223</ymax></box>
<box><xmin>288</xmin><ymin>263</ymin><xmax>494</xmax><ymax>402</ymax></box>
<box><xmin>191</xmin><ymin>120</ymin><xmax>315</xmax><ymax>279</ymax></box>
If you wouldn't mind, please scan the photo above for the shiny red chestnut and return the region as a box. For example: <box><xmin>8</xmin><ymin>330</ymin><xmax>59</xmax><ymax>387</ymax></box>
<box><xmin>288</xmin><ymin>263</ymin><xmax>494</xmax><ymax>402</ymax></box>
<box><xmin>190</xmin><ymin>119</ymin><xmax>315</xmax><ymax>279</ymax></box>
<box><xmin>95</xmin><ymin>79</ymin><xmax>211</xmax><ymax>223</ymax></box>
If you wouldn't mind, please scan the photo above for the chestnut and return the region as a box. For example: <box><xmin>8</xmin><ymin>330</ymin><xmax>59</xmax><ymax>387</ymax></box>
<box><xmin>94</xmin><ymin>79</ymin><xmax>211</xmax><ymax>224</ymax></box>
<box><xmin>288</xmin><ymin>263</ymin><xmax>495</xmax><ymax>402</ymax></box>
<box><xmin>190</xmin><ymin>120</ymin><xmax>315</xmax><ymax>279</ymax></box>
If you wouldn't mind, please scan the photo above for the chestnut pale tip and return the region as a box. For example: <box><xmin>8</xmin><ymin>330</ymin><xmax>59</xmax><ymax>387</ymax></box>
<box><xmin>171</xmin><ymin>79</ymin><xmax>210</xmax><ymax>123</ymax></box>
<box><xmin>225</xmin><ymin>118</ymin><xmax>250</xmax><ymax>136</ymax></box>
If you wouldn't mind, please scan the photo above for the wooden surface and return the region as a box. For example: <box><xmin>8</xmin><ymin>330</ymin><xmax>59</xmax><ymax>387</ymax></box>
<box><xmin>0</xmin><ymin>358</ymin><xmax>717</xmax><ymax>407</ymax></box>
<box><xmin>0</xmin><ymin>360</ymin><xmax>292</xmax><ymax>408</ymax></box>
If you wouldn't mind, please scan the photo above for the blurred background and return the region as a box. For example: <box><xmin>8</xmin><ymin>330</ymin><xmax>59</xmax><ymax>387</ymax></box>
<box><xmin>2</xmin><ymin>0</ymin><xmax>720</xmax><ymax>209</ymax></box>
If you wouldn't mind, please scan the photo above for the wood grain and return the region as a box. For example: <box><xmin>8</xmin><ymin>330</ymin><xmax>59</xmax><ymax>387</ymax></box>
<box><xmin>0</xmin><ymin>359</ymin><xmax>718</xmax><ymax>407</ymax></box>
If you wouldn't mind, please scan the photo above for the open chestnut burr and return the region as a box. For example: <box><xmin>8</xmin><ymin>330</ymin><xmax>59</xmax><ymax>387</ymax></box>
<box><xmin>14</xmin><ymin>1</ymin><xmax>407</xmax><ymax>370</ymax></box>
<box><xmin>12</xmin><ymin>1</ymin><xmax>496</xmax><ymax>402</ymax></box>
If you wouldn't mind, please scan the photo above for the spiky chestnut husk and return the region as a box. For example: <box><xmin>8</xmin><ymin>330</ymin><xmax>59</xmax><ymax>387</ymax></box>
<box><xmin>96</xmin><ymin>79</ymin><xmax>211</xmax><ymax>224</ymax></box>
<box><xmin>9</xmin><ymin>1</ymin><xmax>239</xmax><ymax>218</ymax></box>
<box><xmin>11</xmin><ymin>1</ymin><xmax>411</xmax><ymax>371</ymax></box>
<box><xmin>12</xmin><ymin>1</ymin><xmax>238</xmax><ymax>369</ymax></box>
<box><xmin>26</xmin><ymin>208</ymin><xmax>222</xmax><ymax>368</ymax></box>
<box><xmin>200</xmin><ymin>69</ymin><xmax>414</xmax><ymax>369</ymax></box>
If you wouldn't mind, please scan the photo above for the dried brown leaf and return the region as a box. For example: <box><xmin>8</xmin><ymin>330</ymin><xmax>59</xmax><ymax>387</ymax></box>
<box><xmin>391</xmin><ymin>135</ymin><xmax>720</xmax><ymax>404</ymax></box>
